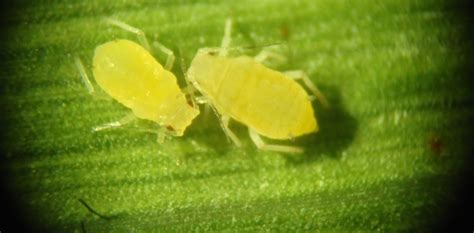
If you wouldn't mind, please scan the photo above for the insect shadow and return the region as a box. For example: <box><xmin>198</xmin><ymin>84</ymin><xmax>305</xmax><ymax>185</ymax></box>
<box><xmin>285</xmin><ymin>84</ymin><xmax>358</xmax><ymax>164</ymax></box>
<box><xmin>183</xmin><ymin>83</ymin><xmax>358</xmax><ymax>160</ymax></box>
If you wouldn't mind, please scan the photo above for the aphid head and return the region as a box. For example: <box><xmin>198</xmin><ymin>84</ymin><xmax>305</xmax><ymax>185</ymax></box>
<box><xmin>158</xmin><ymin>95</ymin><xmax>200</xmax><ymax>137</ymax></box>
<box><xmin>188</xmin><ymin>48</ymin><xmax>222</xmax><ymax>92</ymax></box>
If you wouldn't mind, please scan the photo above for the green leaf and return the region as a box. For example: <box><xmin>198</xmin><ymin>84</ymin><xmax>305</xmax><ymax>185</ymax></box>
<box><xmin>1</xmin><ymin>0</ymin><xmax>473</xmax><ymax>232</ymax></box>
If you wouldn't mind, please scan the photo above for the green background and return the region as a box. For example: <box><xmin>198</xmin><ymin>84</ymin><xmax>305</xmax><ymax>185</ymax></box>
<box><xmin>1</xmin><ymin>0</ymin><xmax>473</xmax><ymax>232</ymax></box>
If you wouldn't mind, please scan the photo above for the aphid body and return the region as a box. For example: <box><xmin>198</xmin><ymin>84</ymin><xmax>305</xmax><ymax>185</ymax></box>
<box><xmin>187</xmin><ymin>19</ymin><xmax>326</xmax><ymax>153</ymax></box>
<box><xmin>188</xmin><ymin>53</ymin><xmax>317</xmax><ymax>139</ymax></box>
<box><xmin>75</xmin><ymin>18</ymin><xmax>199</xmax><ymax>138</ymax></box>
<box><xmin>93</xmin><ymin>39</ymin><xmax>198</xmax><ymax>136</ymax></box>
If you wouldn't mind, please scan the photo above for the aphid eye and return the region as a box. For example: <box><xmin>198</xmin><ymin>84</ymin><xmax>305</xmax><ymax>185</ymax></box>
<box><xmin>208</xmin><ymin>51</ymin><xmax>217</xmax><ymax>56</ymax></box>
<box><xmin>187</xmin><ymin>100</ymin><xmax>194</xmax><ymax>107</ymax></box>
<box><xmin>166</xmin><ymin>125</ymin><xmax>175</xmax><ymax>131</ymax></box>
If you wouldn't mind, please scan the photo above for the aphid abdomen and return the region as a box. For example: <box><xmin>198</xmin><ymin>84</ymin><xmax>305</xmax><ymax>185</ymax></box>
<box><xmin>93</xmin><ymin>39</ymin><xmax>184</xmax><ymax>123</ymax></box>
<box><xmin>215</xmin><ymin>56</ymin><xmax>318</xmax><ymax>140</ymax></box>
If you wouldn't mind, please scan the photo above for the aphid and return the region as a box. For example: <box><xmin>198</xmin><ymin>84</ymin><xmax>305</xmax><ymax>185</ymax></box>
<box><xmin>75</xmin><ymin>18</ymin><xmax>199</xmax><ymax>141</ymax></box>
<box><xmin>187</xmin><ymin>19</ymin><xmax>328</xmax><ymax>153</ymax></box>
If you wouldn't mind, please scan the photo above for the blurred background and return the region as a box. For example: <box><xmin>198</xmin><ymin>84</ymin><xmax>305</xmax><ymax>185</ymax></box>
<box><xmin>0</xmin><ymin>0</ymin><xmax>473</xmax><ymax>232</ymax></box>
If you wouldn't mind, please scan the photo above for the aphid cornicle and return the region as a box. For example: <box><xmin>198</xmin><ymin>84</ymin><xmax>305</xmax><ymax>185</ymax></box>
<box><xmin>188</xmin><ymin>19</ymin><xmax>328</xmax><ymax>153</ymax></box>
<box><xmin>75</xmin><ymin>18</ymin><xmax>199</xmax><ymax>140</ymax></box>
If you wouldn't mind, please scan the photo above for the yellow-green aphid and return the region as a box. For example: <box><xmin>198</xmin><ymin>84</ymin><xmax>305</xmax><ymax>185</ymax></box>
<box><xmin>75</xmin><ymin>18</ymin><xmax>199</xmax><ymax>139</ymax></box>
<box><xmin>188</xmin><ymin>19</ymin><xmax>328</xmax><ymax>153</ymax></box>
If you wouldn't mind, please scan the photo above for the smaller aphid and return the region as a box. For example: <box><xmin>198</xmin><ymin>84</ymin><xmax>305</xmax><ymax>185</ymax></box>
<box><xmin>187</xmin><ymin>19</ymin><xmax>328</xmax><ymax>153</ymax></box>
<box><xmin>75</xmin><ymin>18</ymin><xmax>199</xmax><ymax>141</ymax></box>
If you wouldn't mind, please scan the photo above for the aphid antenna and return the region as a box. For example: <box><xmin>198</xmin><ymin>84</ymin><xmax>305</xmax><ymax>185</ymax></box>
<box><xmin>241</xmin><ymin>41</ymin><xmax>286</xmax><ymax>50</ymax></box>
<box><xmin>219</xmin><ymin>17</ymin><xmax>233</xmax><ymax>57</ymax></box>
<box><xmin>199</xmin><ymin>42</ymin><xmax>286</xmax><ymax>57</ymax></box>
<box><xmin>103</xmin><ymin>17</ymin><xmax>176</xmax><ymax>70</ymax></box>
<box><xmin>103</xmin><ymin>17</ymin><xmax>151</xmax><ymax>52</ymax></box>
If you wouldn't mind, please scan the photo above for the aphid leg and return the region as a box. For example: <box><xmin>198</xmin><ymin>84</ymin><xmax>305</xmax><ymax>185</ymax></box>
<box><xmin>74</xmin><ymin>56</ymin><xmax>95</xmax><ymax>95</ymax></box>
<box><xmin>193</xmin><ymin>97</ymin><xmax>212</xmax><ymax>118</ymax></box>
<box><xmin>248</xmin><ymin>128</ymin><xmax>304</xmax><ymax>153</ymax></box>
<box><xmin>74</xmin><ymin>56</ymin><xmax>110</xmax><ymax>100</ymax></box>
<box><xmin>284</xmin><ymin>70</ymin><xmax>330</xmax><ymax>109</ymax></box>
<box><xmin>155</xmin><ymin>128</ymin><xmax>171</xmax><ymax>143</ymax></box>
<box><xmin>194</xmin><ymin>96</ymin><xmax>207</xmax><ymax>104</ymax></box>
<box><xmin>185</xmin><ymin>70</ymin><xmax>212</xmax><ymax>116</ymax></box>
<box><xmin>93</xmin><ymin>113</ymin><xmax>136</xmax><ymax>132</ymax></box>
<box><xmin>106</xmin><ymin>125</ymin><xmax>167</xmax><ymax>143</ymax></box>
<box><xmin>104</xmin><ymin>17</ymin><xmax>175</xmax><ymax>70</ymax></box>
<box><xmin>179</xmin><ymin>53</ymin><xmax>198</xmax><ymax>109</ymax></box>
<box><xmin>203</xmin><ymin>103</ymin><xmax>211</xmax><ymax>117</ymax></box>
<box><xmin>104</xmin><ymin>17</ymin><xmax>151</xmax><ymax>51</ymax></box>
<box><xmin>189</xmin><ymin>94</ymin><xmax>210</xmax><ymax>117</ymax></box>
<box><xmin>153</xmin><ymin>41</ymin><xmax>175</xmax><ymax>70</ymax></box>
<box><xmin>205</xmin><ymin>101</ymin><xmax>241</xmax><ymax>147</ymax></box>
<box><xmin>254</xmin><ymin>48</ymin><xmax>287</xmax><ymax>65</ymax></box>
<box><xmin>221</xmin><ymin>115</ymin><xmax>242</xmax><ymax>147</ymax></box>
<box><xmin>219</xmin><ymin>18</ymin><xmax>233</xmax><ymax>57</ymax></box>
<box><xmin>181</xmin><ymin>86</ymin><xmax>195</xmax><ymax>95</ymax></box>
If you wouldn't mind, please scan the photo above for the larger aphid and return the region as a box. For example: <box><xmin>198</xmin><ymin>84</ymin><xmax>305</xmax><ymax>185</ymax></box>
<box><xmin>187</xmin><ymin>19</ymin><xmax>328</xmax><ymax>153</ymax></box>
